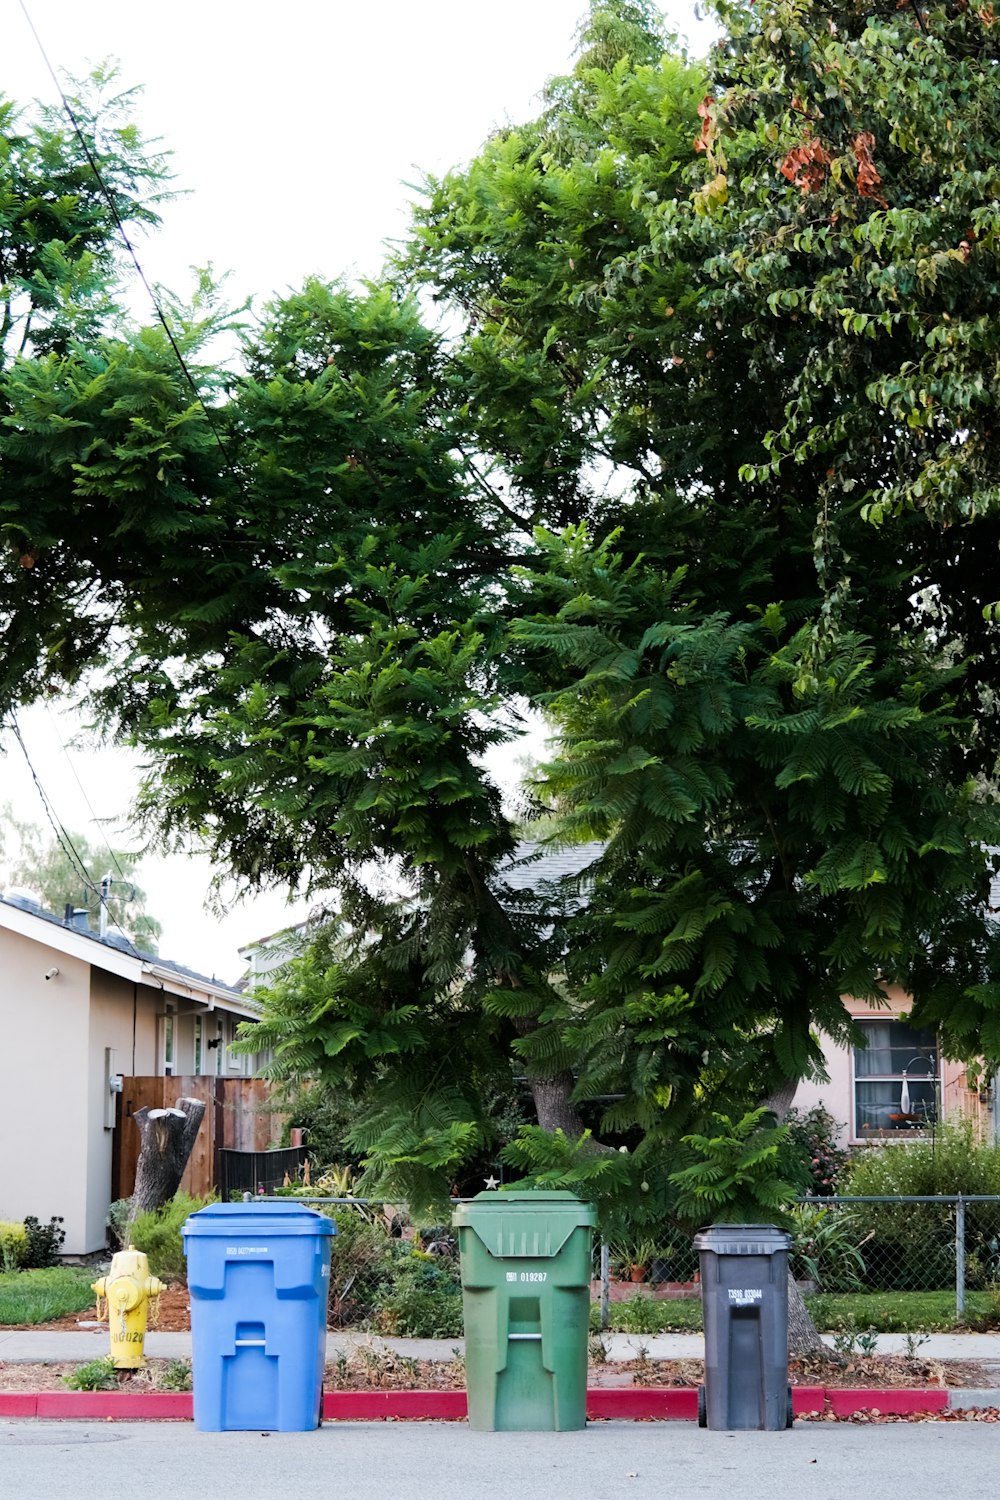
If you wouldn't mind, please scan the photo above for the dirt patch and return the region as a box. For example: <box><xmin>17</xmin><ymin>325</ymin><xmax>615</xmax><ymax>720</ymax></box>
<box><xmin>1</xmin><ymin>1351</ymin><xmax>997</xmax><ymax>1395</ymax></box>
<box><xmin>790</xmin><ymin>1351</ymin><xmax>1000</xmax><ymax>1390</ymax></box>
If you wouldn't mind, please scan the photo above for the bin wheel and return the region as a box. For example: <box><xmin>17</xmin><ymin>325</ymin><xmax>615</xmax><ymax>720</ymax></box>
<box><xmin>697</xmin><ymin>1384</ymin><xmax>707</xmax><ymax>1429</ymax></box>
<box><xmin>786</xmin><ymin>1384</ymin><xmax>794</xmax><ymax>1430</ymax></box>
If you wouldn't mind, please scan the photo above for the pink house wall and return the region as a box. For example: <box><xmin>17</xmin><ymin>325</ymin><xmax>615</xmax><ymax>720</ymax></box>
<box><xmin>792</xmin><ymin>985</ymin><xmax>990</xmax><ymax>1146</ymax></box>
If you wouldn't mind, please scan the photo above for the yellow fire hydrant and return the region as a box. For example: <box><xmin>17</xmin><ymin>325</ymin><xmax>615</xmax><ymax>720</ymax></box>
<box><xmin>92</xmin><ymin>1247</ymin><xmax>165</xmax><ymax>1369</ymax></box>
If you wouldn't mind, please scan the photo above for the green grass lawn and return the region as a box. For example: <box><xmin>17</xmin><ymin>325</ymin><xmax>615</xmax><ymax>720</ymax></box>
<box><xmin>0</xmin><ymin>1267</ymin><xmax>98</xmax><ymax>1325</ymax></box>
<box><xmin>592</xmin><ymin>1288</ymin><xmax>1000</xmax><ymax>1335</ymax></box>
<box><xmin>806</xmin><ymin>1289</ymin><xmax>999</xmax><ymax>1333</ymax></box>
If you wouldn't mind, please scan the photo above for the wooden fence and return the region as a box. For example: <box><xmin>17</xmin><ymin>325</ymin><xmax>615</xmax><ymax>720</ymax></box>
<box><xmin>112</xmin><ymin>1076</ymin><xmax>286</xmax><ymax>1201</ymax></box>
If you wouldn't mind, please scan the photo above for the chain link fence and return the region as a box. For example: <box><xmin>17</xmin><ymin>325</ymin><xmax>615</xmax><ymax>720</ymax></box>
<box><xmin>787</xmin><ymin>1195</ymin><xmax>1000</xmax><ymax>1317</ymax></box>
<box><xmin>259</xmin><ymin>1194</ymin><xmax>1000</xmax><ymax>1331</ymax></box>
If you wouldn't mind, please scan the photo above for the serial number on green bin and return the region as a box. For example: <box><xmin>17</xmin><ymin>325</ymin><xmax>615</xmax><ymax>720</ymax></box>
<box><xmin>505</xmin><ymin>1271</ymin><xmax>548</xmax><ymax>1282</ymax></box>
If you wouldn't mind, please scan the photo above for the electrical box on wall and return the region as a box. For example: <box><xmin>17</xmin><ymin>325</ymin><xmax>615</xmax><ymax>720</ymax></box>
<box><xmin>104</xmin><ymin>1047</ymin><xmax>120</xmax><ymax>1130</ymax></box>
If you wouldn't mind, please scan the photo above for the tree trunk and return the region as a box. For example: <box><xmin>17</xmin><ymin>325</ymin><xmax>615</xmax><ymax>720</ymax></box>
<box><xmin>761</xmin><ymin>1075</ymin><xmax>833</xmax><ymax>1360</ymax></box>
<box><xmin>761</xmin><ymin>1075</ymin><xmax>800</xmax><ymax>1122</ymax></box>
<box><xmin>787</xmin><ymin>1271</ymin><xmax>827</xmax><ymax>1358</ymax></box>
<box><xmin>127</xmin><ymin>1095</ymin><xmax>206</xmax><ymax>1233</ymax></box>
<box><xmin>527</xmin><ymin>1070</ymin><xmax>590</xmax><ymax>1137</ymax></box>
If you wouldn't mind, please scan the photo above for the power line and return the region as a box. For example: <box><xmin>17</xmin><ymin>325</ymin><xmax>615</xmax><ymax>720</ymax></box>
<box><xmin>17</xmin><ymin>0</ymin><xmax>244</xmax><ymax>481</ymax></box>
<box><xmin>42</xmin><ymin>699</ymin><xmax>132</xmax><ymax>888</ymax></box>
<box><xmin>3</xmin><ymin>713</ymin><xmax>145</xmax><ymax>958</ymax></box>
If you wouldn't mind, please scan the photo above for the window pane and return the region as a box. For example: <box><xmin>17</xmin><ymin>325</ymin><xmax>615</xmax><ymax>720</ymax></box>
<box><xmin>856</xmin><ymin>1078</ymin><xmax>937</xmax><ymax>1133</ymax></box>
<box><xmin>854</xmin><ymin>1019</ymin><xmax>936</xmax><ymax>1077</ymax></box>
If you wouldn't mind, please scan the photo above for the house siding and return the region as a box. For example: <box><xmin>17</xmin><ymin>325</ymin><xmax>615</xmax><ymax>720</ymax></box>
<box><xmin>0</xmin><ymin>900</ymin><xmax>261</xmax><ymax>1254</ymax></box>
<box><xmin>0</xmin><ymin>928</ymin><xmax>91</xmax><ymax>1246</ymax></box>
<box><xmin>793</xmin><ymin>985</ymin><xmax>990</xmax><ymax>1145</ymax></box>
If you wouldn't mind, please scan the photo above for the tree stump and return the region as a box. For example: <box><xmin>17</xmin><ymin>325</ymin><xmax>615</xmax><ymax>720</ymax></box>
<box><xmin>127</xmin><ymin>1095</ymin><xmax>206</xmax><ymax>1232</ymax></box>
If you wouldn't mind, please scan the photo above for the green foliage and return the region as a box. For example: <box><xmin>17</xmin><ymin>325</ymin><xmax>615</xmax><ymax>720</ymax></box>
<box><xmin>2</xmin><ymin>0</ymin><xmax>1000</xmax><ymax>1243</ymax></box>
<box><xmin>805</xmin><ymin>1289</ymin><xmax>993</xmax><ymax>1335</ymax></box>
<box><xmin>106</xmin><ymin>1198</ymin><xmax>132</xmax><ymax>1251</ymax></box>
<box><xmin>21</xmin><ymin>1216</ymin><xmax>65</xmax><ymax>1269</ymax></box>
<box><xmin>785</xmin><ymin>1107</ymin><xmax>850</xmax><ymax>1197</ymax></box>
<box><xmin>789</xmin><ymin>1203</ymin><xmax>867</xmax><ymax>1292</ymax></box>
<box><xmin>596</xmin><ymin>1285</ymin><xmax>1000</xmax><ymax>1335</ymax></box>
<box><xmin>668</xmin><ymin>1109</ymin><xmax>799</xmax><ymax>1227</ymax></box>
<box><xmin>128</xmin><ymin>1193</ymin><xmax>215</xmax><ymax>1283</ymax></box>
<box><xmin>0</xmin><ymin>1266</ymin><xmax>96</xmax><ymax>1325</ymax></box>
<box><xmin>844</xmin><ymin>1122</ymin><xmax>1000</xmax><ymax>1290</ymax></box>
<box><xmin>369</xmin><ymin>1252</ymin><xmax>464</xmax><ymax>1340</ymax></box>
<box><xmin>63</xmin><ymin>1357</ymin><xmax>118</xmax><ymax>1392</ymax></box>
<box><xmin>501</xmin><ymin>1125</ymin><xmax>638</xmax><ymax>1232</ymax></box>
<box><xmin>155</xmin><ymin>1359</ymin><xmax>192</xmax><ymax>1392</ymax></box>
<box><xmin>0</xmin><ymin>1221</ymin><xmax>27</xmax><ymax>1271</ymax></box>
<box><xmin>269</xmin><ymin>1081</ymin><xmax>365</xmax><ymax>1174</ymax></box>
<box><xmin>606</xmin><ymin>1290</ymin><xmax>681</xmax><ymax>1335</ymax></box>
<box><xmin>846</xmin><ymin>1121</ymin><xmax>1000</xmax><ymax>1199</ymax></box>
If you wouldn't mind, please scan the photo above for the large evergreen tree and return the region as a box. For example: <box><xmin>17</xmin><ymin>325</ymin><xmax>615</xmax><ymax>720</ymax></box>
<box><xmin>2</xmin><ymin>4</ymin><xmax>1000</xmax><ymax>1217</ymax></box>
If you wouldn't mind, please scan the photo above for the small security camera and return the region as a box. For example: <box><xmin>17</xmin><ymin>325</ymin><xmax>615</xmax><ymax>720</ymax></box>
<box><xmin>44</xmin><ymin>967</ymin><xmax>59</xmax><ymax>981</ymax></box>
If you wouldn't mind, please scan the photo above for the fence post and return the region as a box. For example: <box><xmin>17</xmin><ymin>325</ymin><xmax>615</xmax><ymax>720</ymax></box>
<box><xmin>600</xmin><ymin>1240</ymin><xmax>610</xmax><ymax>1331</ymax></box>
<box><xmin>956</xmin><ymin>1193</ymin><xmax>966</xmax><ymax>1320</ymax></box>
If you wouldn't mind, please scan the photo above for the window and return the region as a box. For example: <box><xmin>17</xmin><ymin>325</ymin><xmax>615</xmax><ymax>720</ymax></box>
<box><xmin>163</xmin><ymin>1014</ymin><xmax>174</xmax><ymax>1077</ymax></box>
<box><xmin>854</xmin><ymin>1018</ymin><xmax>938</xmax><ymax>1136</ymax></box>
<box><xmin>193</xmin><ymin>1016</ymin><xmax>203</xmax><ymax>1075</ymax></box>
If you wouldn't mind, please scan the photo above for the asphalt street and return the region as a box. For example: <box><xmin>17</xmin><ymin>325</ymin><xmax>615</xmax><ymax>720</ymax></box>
<box><xmin>0</xmin><ymin>1419</ymin><xmax>990</xmax><ymax>1500</ymax></box>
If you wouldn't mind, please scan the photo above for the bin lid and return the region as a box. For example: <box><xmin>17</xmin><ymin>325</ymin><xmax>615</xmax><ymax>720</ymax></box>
<box><xmin>693</xmin><ymin>1223</ymin><xmax>790</xmax><ymax>1255</ymax></box>
<box><xmin>181</xmin><ymin>1202</ymin><xmax>335</xmax><ymax>1239</ymax></box>
<box><xmin>453</xmin><ymin>1189</ymin><xmax>596</xmax><ymax>1259</ymax></box>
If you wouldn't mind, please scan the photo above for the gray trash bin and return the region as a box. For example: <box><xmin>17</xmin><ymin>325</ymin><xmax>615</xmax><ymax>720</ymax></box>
<box><xmin>694</xmin><ymin>1223</ymin><xmax>793</xmax><ymax>1431</ymax></box>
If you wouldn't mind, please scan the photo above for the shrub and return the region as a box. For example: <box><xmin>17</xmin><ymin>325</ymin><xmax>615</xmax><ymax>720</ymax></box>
<box><xmin>317</xmin><ymin>1205</ymin><xmax>399</xmax><ymax>1327</ymax></box>
<box><xmin>21</xmin><ymin>1216</ymin><xmax>65</xmax><ymax>1269</ymax></box>
<box><xmin>785</xmin><ymin>1106</ymin><xmax>850</xmax><ymax>1197</ymax></box>
<box><xmin>129</xmin><ymin>1193</ymin><xmax>216</xmax><ymax>1282</ymax></box>
<box><xmin>844</xmin><ymin>1121</ymin><xmax>1000</xmax><ymax>1290</ymax></box>
<box><xmin>846</xmin><ymin>1119</ymin><xmax>1000</xmax><ymax>1198</ymax></box>
<box><xmin>370</xmin><ymin>1253</ymin><xmax>464</xmax><ymax>1339</ymax></box>
<box><xmin>789</xmin><ymin>1203</ymin><xmax>867</xmax><ymax>1291</ymax></box>
<box><xmin>0</xmin><ymin>1221</ymin><xmax>27</xmax><ymax>1270</ymax></box>
<box><xmin>156</xmin><ymin>1359</ymin><xmax>192</xmax><ymax>1392</ymax></box>
<box><xmin>106</xmin><ymin>1198</ymin><xmax>132</xmax><ymax>1251</ymax></box>
<box><xmin>63</xmin><ymin>1357</ymin><xmax>118</xmax><ymax>1392</ymax></box>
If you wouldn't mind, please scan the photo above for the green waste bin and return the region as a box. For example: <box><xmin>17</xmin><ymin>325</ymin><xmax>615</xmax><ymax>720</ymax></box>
<box><xmin>453</xmin><ymin>1189</ymin><xmax>596</xmax><ymax>1431</ymax></box>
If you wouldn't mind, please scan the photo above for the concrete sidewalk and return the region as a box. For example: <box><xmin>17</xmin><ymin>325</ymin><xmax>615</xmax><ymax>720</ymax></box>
<box><xmin>4</xmin><ymin>1327</ymin><xmax>1000</xmax><ymax>1367</ymax></box>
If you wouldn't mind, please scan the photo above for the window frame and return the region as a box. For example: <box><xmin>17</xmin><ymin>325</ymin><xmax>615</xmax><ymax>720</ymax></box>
<box><xmin>852</xmin><ymin>1017</ymin><xmax>940</xmax><ymax>1140</ymax></box>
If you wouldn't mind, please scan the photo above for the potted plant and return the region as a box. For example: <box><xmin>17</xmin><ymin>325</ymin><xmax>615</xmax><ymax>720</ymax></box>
<box><xmin>613</xmin><ymin>1235</ymin><xmax>658</xmax><ymax>1283</ymax></box>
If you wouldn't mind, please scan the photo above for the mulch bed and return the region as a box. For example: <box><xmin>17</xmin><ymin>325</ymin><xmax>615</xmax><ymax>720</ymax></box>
<box><xmin>4</xmin><ymin>1284</ymin><xmax>999</xmax><ymax>1397</ymax></box>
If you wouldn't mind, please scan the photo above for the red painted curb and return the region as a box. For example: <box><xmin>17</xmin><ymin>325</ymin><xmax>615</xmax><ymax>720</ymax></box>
<box><xmin>323</xmin><ymin>1390</ymin><xmax>467</xmax><ymax>1421</ymax></box>
<box><xmin>586</xmin><ymin>1388</ymin><xmax>698</xmax><ymax>1420</ymax></box>
<box><xmin>792</xmin><ymin>1386</ymin><xmax>826</xmax><ymax>1415</ymax></box>
<box><xmin>826</xmin><ymin>1388</ymin><xmax>949</xmax><ymax>1417</ymax></box>
<box><xmin>0</xmin><ymin>1394</ymin><xmax>38</xmax><ymax>1417</ymax></box>
<box><xmin>32</xmin><ymin>1392</ymin><xmax>193</xmax><ymax>1420</ymax></box>
<box><xmin>0</xmin><ymin>1386</ymin><xmax>955</xmax><ymax>1422</ymax></box>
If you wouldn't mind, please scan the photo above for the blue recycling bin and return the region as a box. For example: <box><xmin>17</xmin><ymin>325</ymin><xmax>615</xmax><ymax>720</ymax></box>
<box><xmin>182</xmin><ymin>1201</ymin><xmax>335</xmax><ymax>1431</ymax></box>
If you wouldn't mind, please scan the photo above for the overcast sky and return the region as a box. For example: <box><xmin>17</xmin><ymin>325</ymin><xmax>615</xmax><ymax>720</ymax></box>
<box><xmin>0</xmin><ymin>1</ymin><xmax>718</xmax><ymax>982</ymax></box>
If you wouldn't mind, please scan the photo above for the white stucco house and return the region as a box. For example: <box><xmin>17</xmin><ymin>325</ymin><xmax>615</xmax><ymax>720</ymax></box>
<box><xmin>0</xmin><ymin>891</ymin><xmax>263</xmax><ymax>1254</ymax></box>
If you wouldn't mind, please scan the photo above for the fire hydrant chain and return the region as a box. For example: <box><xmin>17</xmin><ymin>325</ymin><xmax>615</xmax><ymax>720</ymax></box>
<box><xmin>92</xmin><ymin>1246</ymin><xmax>166</xmax><ymax>1369</ymax></box>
